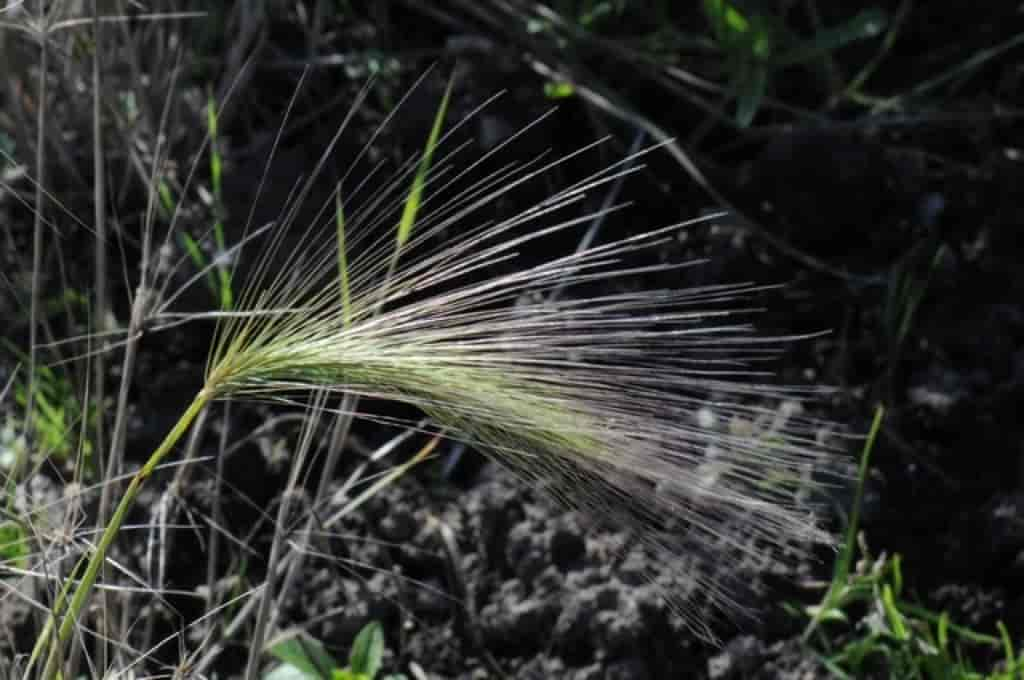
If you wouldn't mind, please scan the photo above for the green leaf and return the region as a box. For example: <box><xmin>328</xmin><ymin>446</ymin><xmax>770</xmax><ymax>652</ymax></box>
<box><xmin>348</xmin><ymin>621</ymin><xmax>384</xmax><ymax>678</ymax></box>
<box><xmin>997</xmin><ymin>621</ymin><xmax>1016</xmax><ymax>668</ymax></box>
<box><xmin>330</xmin><ymin>671</ymin><xmax>369</xmax><ymax>680</ymax></box>
<box><xmin>216</xmin><ymin>265</ymin><xmax>233</xmax><ymax>311</ymax></box>
<box><xmin>936</xmin><ymin>612</ymin><xmax>950</xmax><ymax>652</ymax></box>
<box><xmin>543</xmin><ymin>81</ymin><xmax>576</xmax><ymax>99</ymax></box>
<box><xmin>881</xmin><ymin>584</ymin><xmax>908</xmax><ymax>641</ymax></box>
<box><xmin>734</xmin><ymin>61</ymin><xmax>768</xmax><ymax>127</ymax></box>
<box><xmin>703</xmin><ymin>0</ymin><xmax>751</xmax><ymax>38</ymax></box>
<box><xmin>395</xmin><ymin>76</ymin><xmax>453</xmax><ymax>250</ymax></box>
<box><xmin>375</xmin><ymin>75</ymin><xmax>456</xmax><ymax>311</ymax></box>
<box><xmin>179</xmin><ymin>231</ymin><xmax>220</xmax><ymax>300</ymax></box>
<box><xmin>265</xmin><ymin>665</ymin><xmax>318</xmax><ymax>680</ymax></box>
<box><xmin>206</xmin><ymin>89</ymin><xmax>219</xmax><ymax>141</ymax></box>
<box><xmin>802</xmin><ymin>404</ymin><xmax>884</xmax><ymax>642</ymax></box>
<box><xmin>179</xmin><ymin>231</ymin><xmax>208</xmax><ymax>269</ymax></box>
<box><xmin>205</xmin><ymin>88</ymin><xmax>232</xmax><ymax>310</ymax></box>
<box><xmin>805</xmin><ymin>603</ymin><xmax>849</xmax><ymax>624</ymax></box>
<box><xmin>0</xmin><ymin>521</ymin><xmax>29</xmax><ymax>570</ymax></box>
<box><xmin>209</xmin><ymin>143</ymin><xmax>223</xmax><ymax>196</ymax></box>
<box><xmin>704</xmin><ymin>0</ymin><xmax>776</xmax><ymax>58</ymax></box>
<box><xmin>335</xmin><ymin>190</ymin><xmax>352</xmax><ymax>328</ymax></box>
<box><xmin>157</xmin><ymin>180</ymin><xmax>176</xmax><ymax>218</ymax></box>
<box><xmin>774</xmin><ymin>8</ymin><xmax>888</xmax><ymax>66</ymax></box>
<box><xmin>267</xmin><ymin>630</ymin><xmax>341</xmax><ymax>680</ymax></box>
<box><xmin>885</xmin><ymin>237</ymin><xmax>945</xmax><ymax>350</ymax></box>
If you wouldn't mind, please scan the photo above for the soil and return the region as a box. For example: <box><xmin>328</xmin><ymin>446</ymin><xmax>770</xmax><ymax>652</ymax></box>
<box><xmin>2</xmin><ymin>2</ymin><xmax>1024</xmax><ymax>678</ymax></box>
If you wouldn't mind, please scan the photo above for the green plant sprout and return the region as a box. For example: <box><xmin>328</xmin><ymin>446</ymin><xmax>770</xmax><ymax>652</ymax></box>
<box><xmin>803</xmin><ymin>404</ymin><xmax>885</xmax><ymax>638</ymax></box>
<box><xmin>1</xmin><ymin>344</ymin><xmax>96</xmax><ymax>474</ymax></box>
<box><xmin>884</xmin><ymin>236</ymin><xmax>946</xmax><ymax>380</ymax></box>
<box><xmin>178</xmin><ymin>88</ymin><xmax>234</xmax><ymax>310</ymax></box>
<box><xmin>265</xmin><ymin>621</ymin><xmax>407</xmax><ymax>680</ymax></box>
<box><xmin>0</xmin><ymin>518</ymin><xmax>30</xmax><ymax>574</ymax></box>
<box><xmin>30</xmin><ymin>77</ymin><xmax>837</xmax><ymax>677</ymax></box>
<box><xmin>801</xmin><ymin>546</ymin><xmax>1021</xmax><ymax>678</ymax></box>
<box><xmin>702</xmin><ymin>1</ymin><xmax>887</xmax><ymax>126</ymax></box>
<box><xmin>798</xmin><ymin>406</ymin><xmax>1022</xmax><ymax>678</ymax></box>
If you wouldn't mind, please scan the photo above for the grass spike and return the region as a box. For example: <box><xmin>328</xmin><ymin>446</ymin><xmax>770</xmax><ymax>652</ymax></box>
<box><xmin>36</xmin><ymin>77</ymin><xmax>840</xmax><ymax>675</ymax></box>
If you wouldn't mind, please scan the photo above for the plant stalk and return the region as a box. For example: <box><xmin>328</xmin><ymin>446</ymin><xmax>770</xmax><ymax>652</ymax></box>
<box><xmin>38</xmin><ymin>389</ymin><xmax>213</xmax><ymax>680</ymax></box>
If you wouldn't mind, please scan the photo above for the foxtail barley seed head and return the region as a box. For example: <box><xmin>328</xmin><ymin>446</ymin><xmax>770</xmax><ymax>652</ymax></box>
<box><xmin>198</xmin><ymin>80</ymin><xmax>838</xmax><ymax>639</ymax></box>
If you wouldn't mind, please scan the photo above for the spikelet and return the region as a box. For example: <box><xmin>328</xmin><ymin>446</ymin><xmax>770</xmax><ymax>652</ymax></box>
<box><xmin>201</xmin><ymin>78</ymin><xmax>838</xmax><ymax>638</ymax></box>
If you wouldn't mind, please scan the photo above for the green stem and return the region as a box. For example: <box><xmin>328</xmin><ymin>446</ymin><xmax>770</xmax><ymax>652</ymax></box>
<box><xmin>38</xmin><ymin>389</ymin><xmax>212</xmax><ymax>680</ymax></box>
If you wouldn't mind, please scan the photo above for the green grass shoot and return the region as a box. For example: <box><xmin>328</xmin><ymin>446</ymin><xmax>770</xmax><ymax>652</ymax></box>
<box><xmin>207</xmin><ymin>87</ymin><xmax>233</xmax><ymax>311</ymax></box>
<box><xmin>336</xmin><ymin>189</ymin><xmax>352</xmax><ymax>328</ymax></box>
